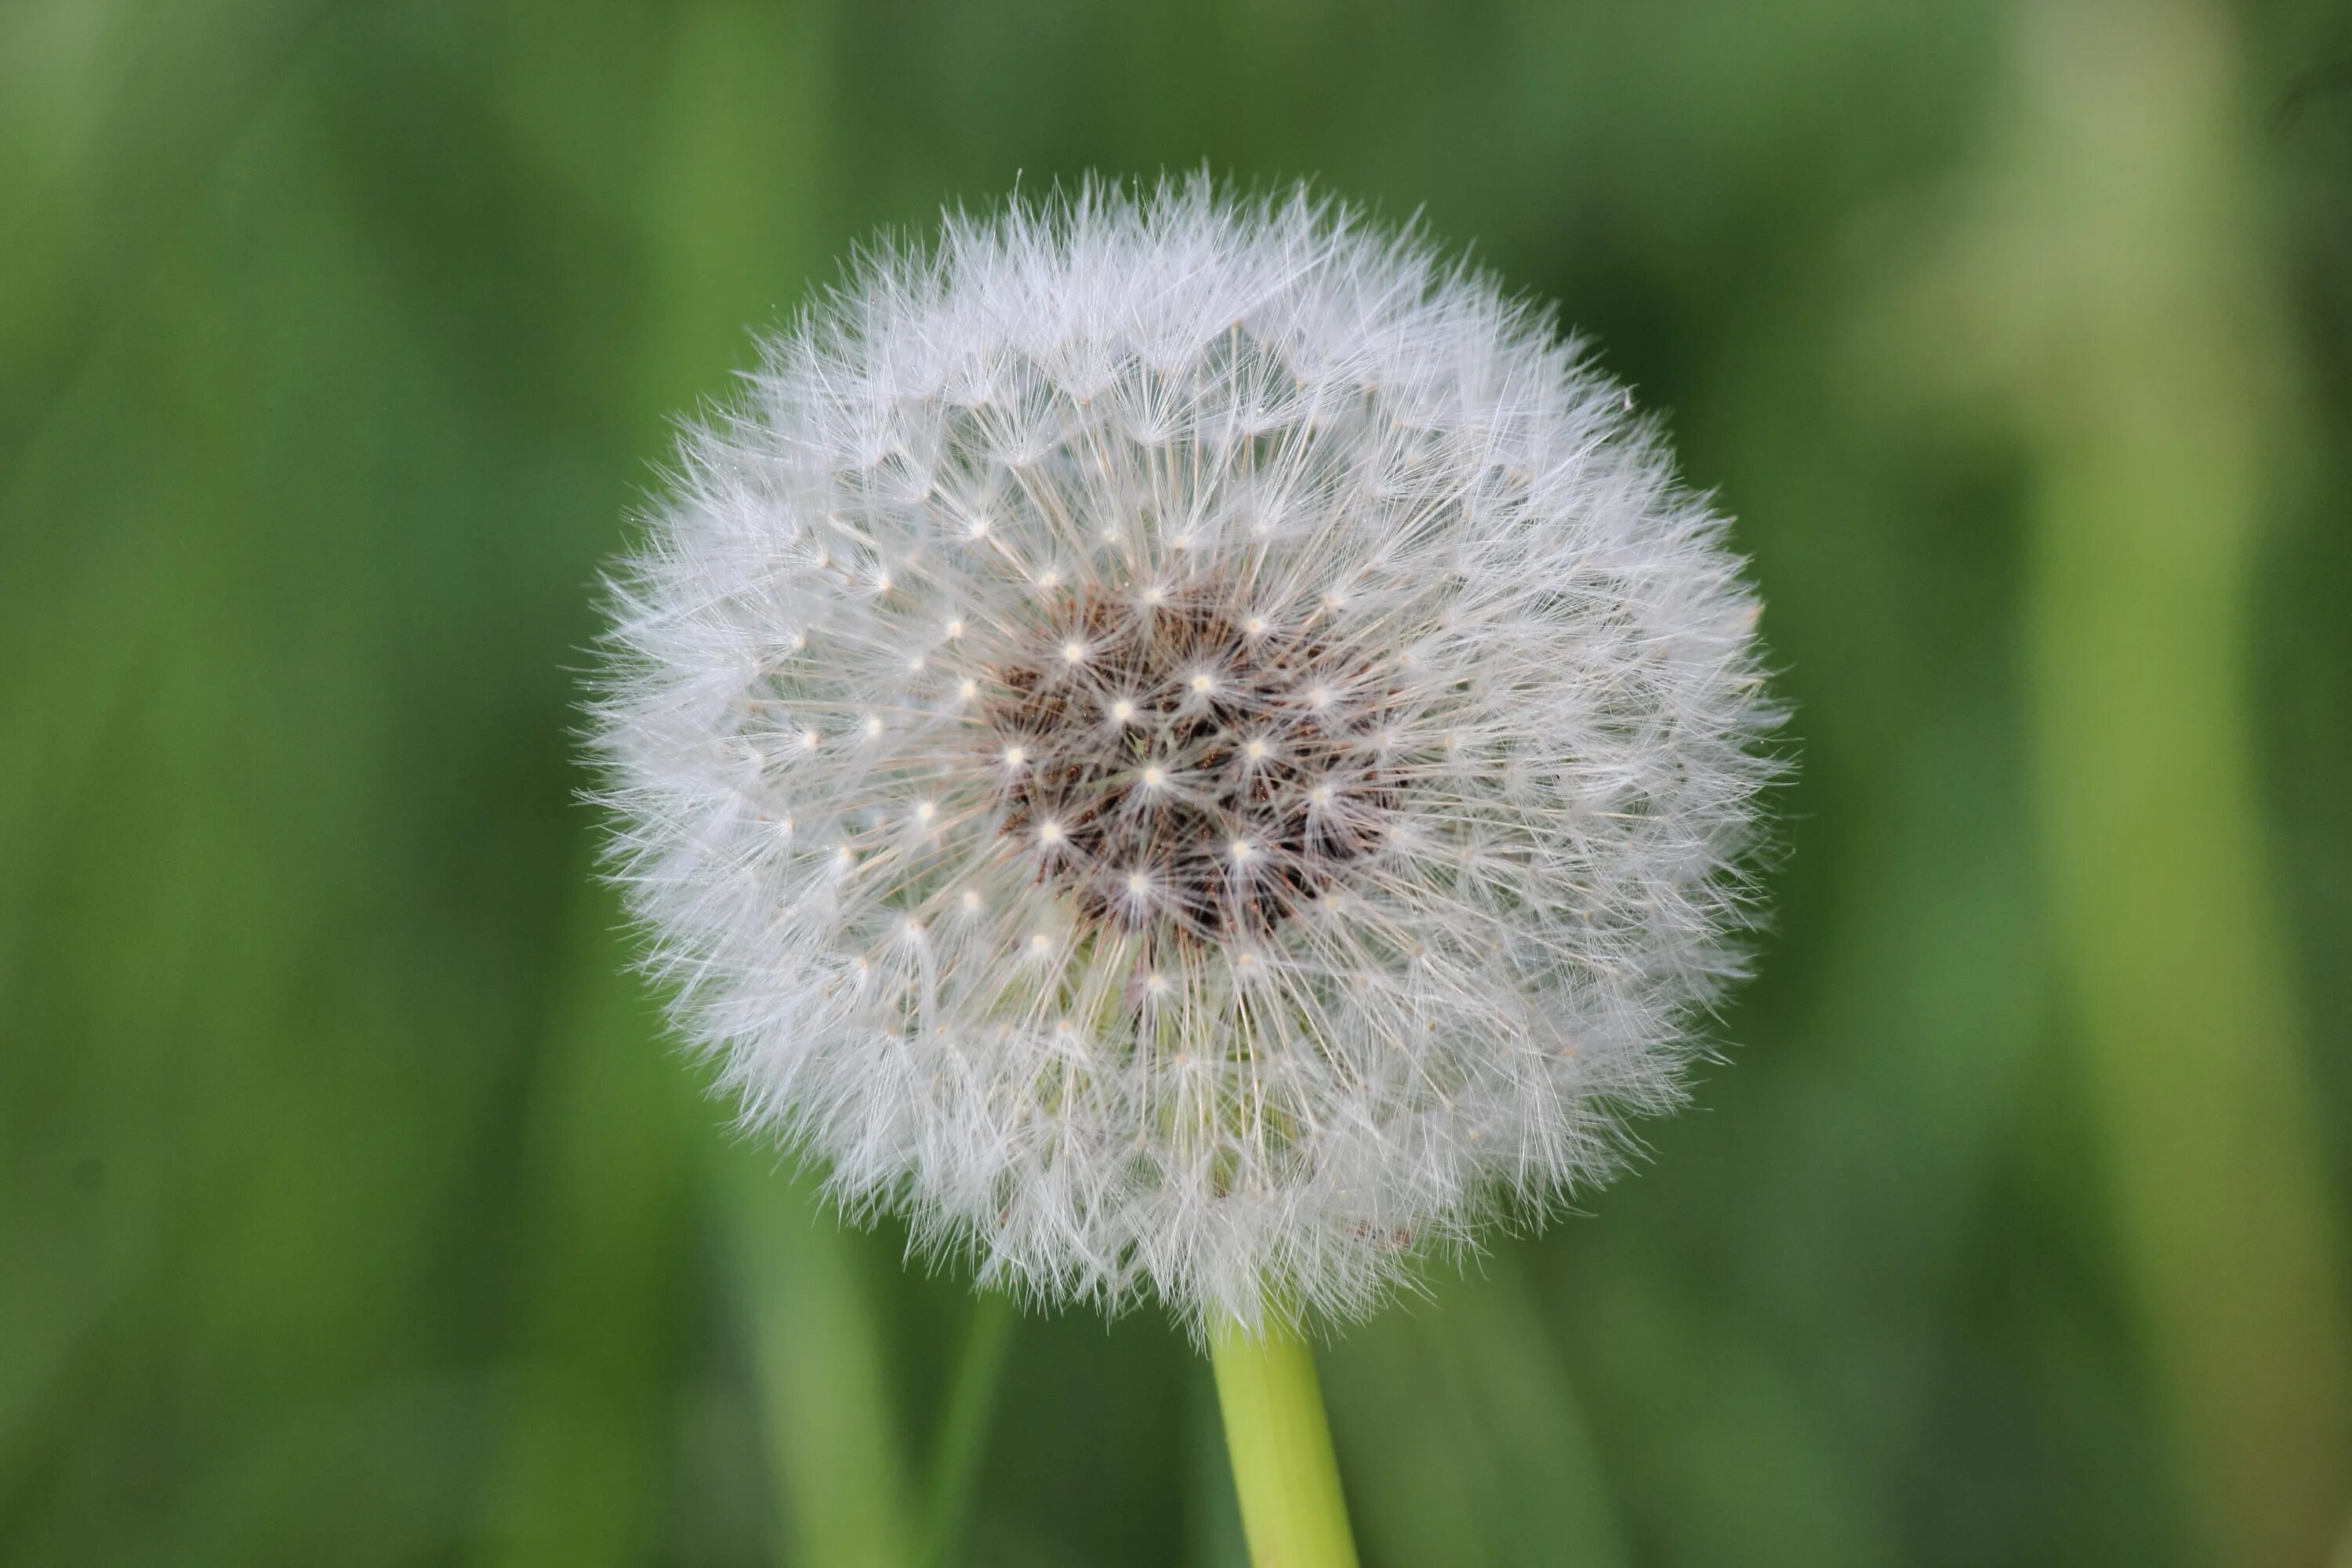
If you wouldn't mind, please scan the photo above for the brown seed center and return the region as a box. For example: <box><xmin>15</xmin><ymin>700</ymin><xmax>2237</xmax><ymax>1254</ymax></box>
<box><xmin>982</xmin><ymin>586</ymin><xmax>1398</xmax><ymax>941</ymax></box>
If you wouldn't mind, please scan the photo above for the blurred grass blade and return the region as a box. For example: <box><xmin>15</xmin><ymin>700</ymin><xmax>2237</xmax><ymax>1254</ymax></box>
<box><xmin>1994</xmin><ymin>3</ymin><xmax>2352</xmax><ymax>1563</ymax></box>
<box><xmin>1322</xmin><ymin>1256</ymin><xmax>1631</xmax><ymax>1568</ymax></box>
<box><xmin>478</xmin><ymin>877</ymin><xmax>695</xmax><ymax>1567</ymax></box>
<box><xmin>710</xmin><ymin>1137</ymin><xmax>918</xmax><ymax>1568</ymax></box>
<box><xmin>922</xmin><ymin>1290</ymin><xmax>1017</xmax><ymax>1568</ymax></box>
<box><xmin>0</xmin><ymin>0</ymin><xmax>343</xmax><ymax>486</ymax></box>
<box><xmin>635</xmin><ymin>0</ymin><xmax>831</xmax><ymax>423</ymax></box>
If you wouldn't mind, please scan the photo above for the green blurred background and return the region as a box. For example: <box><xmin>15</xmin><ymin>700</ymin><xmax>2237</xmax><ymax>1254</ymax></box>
<box><xmin>7</xmin><ymin>1</ymin><xmax>2352</xmax><ymax>1564</ymax></box>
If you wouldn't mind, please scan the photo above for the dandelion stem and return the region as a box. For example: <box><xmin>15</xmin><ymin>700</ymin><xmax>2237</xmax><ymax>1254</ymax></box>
<box><xmin>1210</xmin><ymin>1318</ymin><xmax>1360</xmax><ymax>1568</ymax></box>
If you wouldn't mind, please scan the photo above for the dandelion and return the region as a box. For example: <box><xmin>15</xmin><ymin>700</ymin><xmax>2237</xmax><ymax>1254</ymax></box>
<box><xmin>592</xmin><ymin>176</ymin><xmax>1777</xmax><ymax>1566</ymax></box>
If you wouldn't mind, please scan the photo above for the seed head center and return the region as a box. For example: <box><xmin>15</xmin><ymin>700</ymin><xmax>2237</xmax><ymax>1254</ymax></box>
<box><xmin>982</xmin><ymin>585</ymin><xmax>1397</xmax><ymax>940</ymax></box>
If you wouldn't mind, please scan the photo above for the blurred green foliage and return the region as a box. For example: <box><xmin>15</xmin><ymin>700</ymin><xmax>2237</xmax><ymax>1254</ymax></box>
<box><xmin>5</xmin><ymin>2</ymin><xmax>2350</xmax><ymax>1564</ymax></box>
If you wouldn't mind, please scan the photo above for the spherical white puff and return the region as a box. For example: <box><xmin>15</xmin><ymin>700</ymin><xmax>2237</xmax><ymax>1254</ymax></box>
<box><xmin>593</xmin><ymin>176</ymin><xmax>1778</xmax><ymax>1334</ymax></box>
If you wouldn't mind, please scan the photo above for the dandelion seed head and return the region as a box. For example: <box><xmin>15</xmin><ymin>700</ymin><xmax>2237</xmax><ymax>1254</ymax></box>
<box><xmin>591</xmin><ymin>176</ymin><xmax>1778</xmax><ymax>1334</ymax></box>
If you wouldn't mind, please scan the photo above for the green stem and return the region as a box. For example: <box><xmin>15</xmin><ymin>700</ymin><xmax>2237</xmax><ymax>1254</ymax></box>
<box><xmin>1209</xmin><ymin>1319</ymin><xmax>1360</xmax><ymax>1568</ymax></box>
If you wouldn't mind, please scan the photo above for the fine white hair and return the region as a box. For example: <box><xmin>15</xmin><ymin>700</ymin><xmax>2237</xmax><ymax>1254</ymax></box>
<box><xmin>593</xmin><ymin>176</ymin><xmax>1777</xmax><ymax>1334</ymax></box>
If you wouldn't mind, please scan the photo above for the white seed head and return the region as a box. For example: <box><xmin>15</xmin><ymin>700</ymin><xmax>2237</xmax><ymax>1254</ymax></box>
<box><xmin>591</xmin><ymin>178</ymin><xmax>1779</xmax><ymax>1334</ymax></box>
